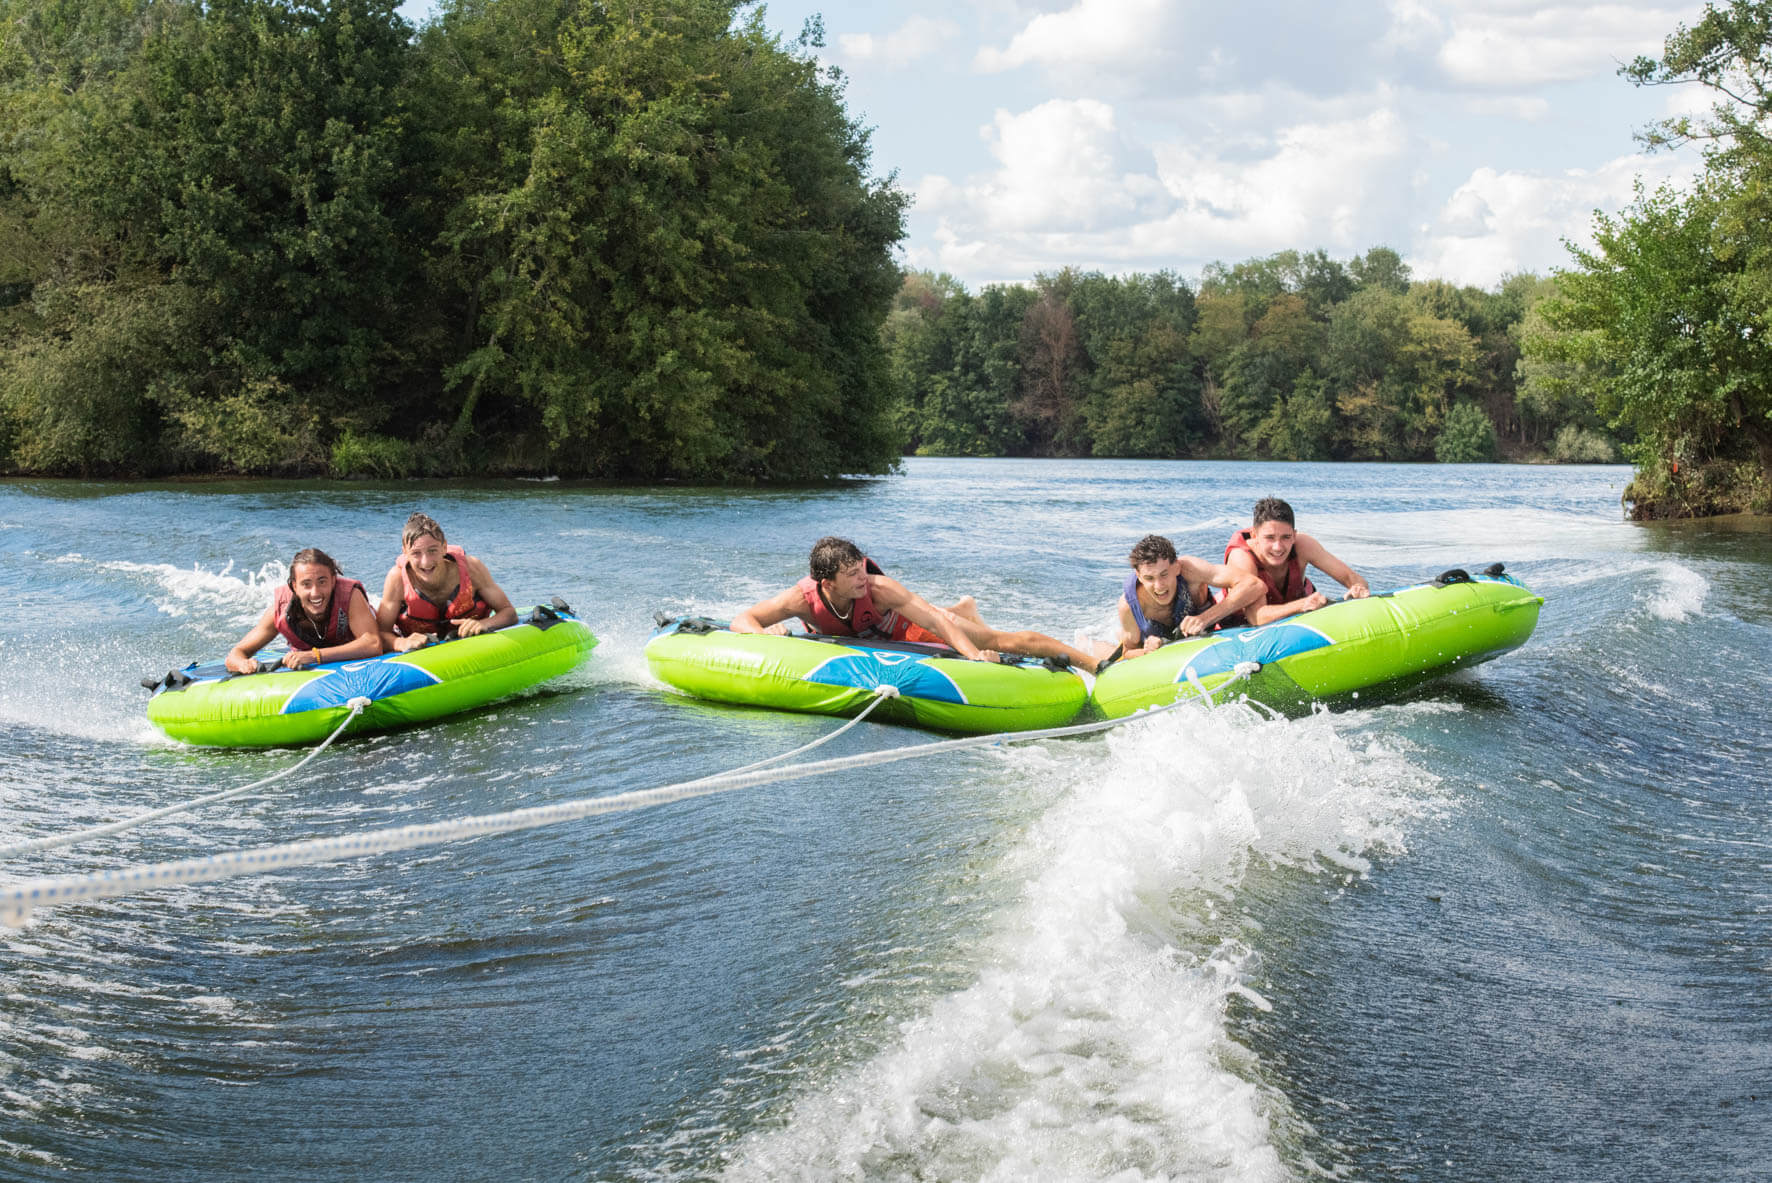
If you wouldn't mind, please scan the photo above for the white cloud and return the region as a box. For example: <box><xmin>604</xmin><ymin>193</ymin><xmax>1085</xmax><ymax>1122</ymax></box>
<box><xmin>975</xmin><ymin>0</ymin><xmax>1175</xmax><ymax>73</ymax></box>
<box><xmin>1149</xmin><ymin>106</ymin><xmax>1412</xmax><ymax>249</ymax></box>
<box><xmin>1434</xmin><ymin>4</ymin><xmax>1687</xmax><ymax>88</ymax></box>
<box><xmin>1410</xmin><ymin>149</ymin><xmax>1700</xmax><ymax>284</ymax></box>
<box><xmin>838</xmin><ymin>16</ymin><xmax>960</xmax><ymax>68</ymax></box>
<box><xmin>835</xmin><ymin>1</ymin><xmax>1710</xmax><ymax>287</ymax></box>
<box><xmin>919</xmin><ymin>99</ymin><xmax>1161</xmax><ymax>233</ymax></box>
<box><xmin>912</xmin><ymin>99</ymin><xmax>1418</xmax><ymax>283</ymax></box>
<box><xmin>1660</xmin><ymin>78</ymin><xmax>1723</xmax><ymax>121</ymax></box>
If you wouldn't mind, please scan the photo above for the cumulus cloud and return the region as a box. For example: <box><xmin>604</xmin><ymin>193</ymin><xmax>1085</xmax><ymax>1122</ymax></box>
<box><xmin>1410</xmin><ymin>149</ymin><xmax>1701</xmax><ymax>284</ymax></box>
<box><xmin>918</xmin><ymin>99</ymin><xmax>1163</xmax><ymax>233</ymax></box>
<box><xmin>864</xmin><ymin>2</ymin><xmax>1707</xmax><ymax>287</ymax></box>
<box><xmin>975</xmin><ymin>0</ymin><xmax>1176</xmax><ymax>73</ymax></box>
<box><xmin>913</xmin><ymin>98</ymin><xmax>1419</xmax><ymax>283</ymax></box>
<box><xmin>1432</xmin><ymin>4</ymin><xmax>1687</xmax><ymax>89</ymax></box>
<box><xmin>1149</xmin><ymin>106</ymin><xmax>1413</xmax><ymax>250</ymax></box>
<box><xmin>1465</xmin><ymin>95</ymin><xmax>1553</xmax><ymax>121</ymax></box>
<box><xmin>838</xmin><ymin>16</ymin><xmax>960</xmax><ymax>68</ymax></box>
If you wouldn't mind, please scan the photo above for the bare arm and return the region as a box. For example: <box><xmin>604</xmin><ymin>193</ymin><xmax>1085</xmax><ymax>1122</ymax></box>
<box><xmin>1115</xmin><ymin>598</ymin><xmax>1145</xmax><ymax>654</ymax></box>
<box><xmin>326</xmin><ymin>587</ymin><xmax>385</xmax><ymax>662</ymax></box>
<box><xmin>455</xmin><ymin>556</ymin><xmax>518</xmax><ymax>636</ymax></box>
<box><xmin>225</xmin><ymin>606</ymin><xmax>280</xmax><ymax>674</ymax></box>
<box><xmin>377</xmin><ymin>567</ymin><xmax>419</xmax><ymax>652</ymax></box>
<box><xmin>1177</xmin><ymin>558</ymin><xmax>1265</xmax><ymax>635</ymax></box>
<box><xmin>1295</xmin><ymin>533</ymin><xmax>1369</xmax><ymax>599</ymax></box>
<box><xmin>730</xmin><ymin>586</ymin><xmax>810</xmax><ymax>634</ymax></box>
<box><xmin>1114</xmin><ymin>597</ymin><xmax>1167</xmax><ymax>659</ymax></box>
<box><xmin>869</xmin><ymin>576</ymin><xmax>988</xmax><ymax>660</ymax></box>
<box><xmin>1243</xmin><ymin>589</ymin><xmax>1328</xmax><ymax>626</ymax></box>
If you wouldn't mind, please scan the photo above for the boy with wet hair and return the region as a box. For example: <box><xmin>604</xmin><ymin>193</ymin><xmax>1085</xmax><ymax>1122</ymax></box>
<box><xmin>733</xmin><ymin>535</ymin><xmax>1114</xmax><ymax>673</ymax></box>
<box><xmin>1114</xmin><ymin>533</ymin><xmax>1262</xmax><ymax>659</ymax></box>
<box><xmin>378</xmin><ymin>512</ymin><xmax>518</xmax><ymax>652</ymax></box>
<box><xmin>1220</xmin><ymin>497</ymin><xmax>1368</xmax><ymax>627</ymax></box>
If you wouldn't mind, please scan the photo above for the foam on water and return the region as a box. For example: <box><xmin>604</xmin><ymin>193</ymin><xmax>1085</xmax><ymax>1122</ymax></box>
<box><xmin>721</xmin><ymin>704</ymin><xmax>1432</xmax><ymax>1181</ymax></box>
<box><xmin>83</xmin><ymin>557</ymin><xmax>297</xmax><ymax>622</ymax></box>
<box><xmin>1318</xmin><ymin>507</ymin><xmax>1634</xmax><ymax>572</ymax></box>
<box><xmin>1643</xmin><ymin>561</ymin><xmax>1708</xmax><ymax>622</ymax></box>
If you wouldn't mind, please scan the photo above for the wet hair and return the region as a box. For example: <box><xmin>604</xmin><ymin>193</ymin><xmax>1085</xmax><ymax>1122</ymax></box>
<box><xmin>1252</xmin><ymin>497</ymin><xmax>1296</xmax><ymax>529</ymax></box>
<box><xmin>1128</xmin><ymin>534</ymin><xmax>1177</xmax><ymax>567</ymax></box>
<box><xmin>809</xmin><ymin>536</ymin><xmax>866</xmax><ymax>582</ymax></box>
<box><xmin>287</xmin><ymin>547</ymin><xmax>341</xmax><ymax>587</ymax></box>
<box><xmin>402</xmin><ymin>511</ymin><xmax>446</xmax><ymax>550</ymax></box>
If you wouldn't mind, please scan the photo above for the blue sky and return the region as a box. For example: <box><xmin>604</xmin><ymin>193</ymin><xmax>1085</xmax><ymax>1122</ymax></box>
<box><xmin>395</xmin><ymin>0</ymin><xmax>1713</xmax><ymax>291</ymax></box>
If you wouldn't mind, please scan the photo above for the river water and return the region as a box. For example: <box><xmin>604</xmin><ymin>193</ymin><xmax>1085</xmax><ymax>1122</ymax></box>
<box><xmin>1</xmin><ymin>459</ymin><xmax>1767</xmax><ymax>1180</ymax></box>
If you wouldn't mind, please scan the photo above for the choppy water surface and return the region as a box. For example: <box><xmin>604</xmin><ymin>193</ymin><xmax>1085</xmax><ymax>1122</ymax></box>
<box><xmin>1</xmin><ymin>460</ymin><xmax>1767</xmax><ymax>1180</ymax></box>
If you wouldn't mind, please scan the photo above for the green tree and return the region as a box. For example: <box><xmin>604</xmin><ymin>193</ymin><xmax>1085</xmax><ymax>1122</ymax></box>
<box><xmin>885</xmin><ymin>275</ymin><xmax>1027</xmax><ymax>455</ymax></box>
<box><xmin>1573</xmin><ymin>0</ymin><xmax>1772</xmax><ymax>511</ymax></box>
<box><xmin>426</xmin><ymin>0</ymin><xmax>908</xmax><ymax>480</ymax></box>
<box><xmin>1435</xmin><ymin>400</ymin><xmax>1498</xmax><ymax>462</ymax></box>
<box><xmin>1250</xmin><ymin>371</ymin><xmax>1335</xmax><ymax>460</ymax></box>
<box><xmin>1013</xmin><ymin>273</ymin><xmax>1088</xmax><ymax>454</ymax></box>
<box><xmin>1549</xmin><ymin>178</ymin><xmax>1772</xmax><ymax>510</ymax></box>
<box><xmin>1071</xmin><ymin>271</ymin><xmax>1201</xmax><ymax>457</ymax></box>
<box><xmin>1351</xmin><ymin>245</ymin><xmax>1412</xmax><ymax>294</ymax></box>
<box><xmin>1324</xmin><ymin>286</ymin><xmax>1477</xmax><ymax>459</ymax></box>
<box><xmin>1513</xmin><ymin>277</ymin><xmax>1617</xmax><ymax>448</ymax></box>
<box><xmin>1</xmin><ymin>0</ymin><xmax>429</xmax><ymax>473</ymax></box>
<box><xmin>1218</xmin><ymin>293</ymin><xmax>1322</xmax><ymax>451</ymax></box>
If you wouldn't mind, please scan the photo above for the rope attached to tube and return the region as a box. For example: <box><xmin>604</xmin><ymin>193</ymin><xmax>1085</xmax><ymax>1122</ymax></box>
<box><xmin>2</xmin><ymin>671</ymin><xmax>1256</xmax><ymax>928</ymax></box>
<box><xmin>0</xmin><ymin>699</ymin><xmax>371</xmax><ymax>863</ymax></box>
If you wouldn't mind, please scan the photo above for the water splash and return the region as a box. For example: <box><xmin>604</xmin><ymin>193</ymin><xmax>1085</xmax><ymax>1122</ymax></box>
<box><xmin>720</xmin><ymin>705</ymin><xmax>1432</xmax><ymax>1181</ymax></box>
<box><xmin>1643</xmin><ymin>562</ymin><xmax>1707</xmax><ymax>622</ymax></box>
<box><xmin>86</xmin><ymin>558</ymin><xmax>288</xmax><ymax>623</ymax></box>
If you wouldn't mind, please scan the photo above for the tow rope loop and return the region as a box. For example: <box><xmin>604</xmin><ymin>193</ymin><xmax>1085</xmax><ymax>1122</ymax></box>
<box><xmin>1</xmin><ymin>672</ymin><xmax>1256</xmax><ymax>928</ymax></box>
<box><xmin>0</xmin><ymin>699</ymin><xmax>370</xmax><ymax>864</ymax></box>
<box><xmin>704</xmin><ymin>684</ymin><xmax>900</xmax><ymax>783</ymax></box>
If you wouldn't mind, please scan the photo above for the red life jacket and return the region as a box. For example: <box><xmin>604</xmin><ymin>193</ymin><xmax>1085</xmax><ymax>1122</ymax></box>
<box><xmin>391</xmin><ymin>544</ymin><xmax>491</xmax><ymax>636</ymax></box>
<box><xmin>795</xmin><ymin>557</ymin><xmax>940</xmax><ymax>643</ymax></box>
<box><xmin>1223</xmin><ymin>528</ymin><xmax>1316</xmax><ymax>625</ymax></box>
<box><xmin>272</xmin><ymin>577</ymin><xmax>365</xmax><ymax>650</ymax></box>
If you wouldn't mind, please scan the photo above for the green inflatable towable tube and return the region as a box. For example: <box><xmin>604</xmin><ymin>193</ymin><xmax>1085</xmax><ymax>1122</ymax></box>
<box><xmin>645</xmin><ymin>619</ymin><xmax>1088</xmax><ymax>734</ymax></box>
<box><xmin>143</xmin><ymin>601</ymin><xmax>598</xmax><ymax>747</ymax></box>
<box><xmin>1091</xmin><ymin>568</ymin><xmax>1543</xmax><ymax>719</ymax></box>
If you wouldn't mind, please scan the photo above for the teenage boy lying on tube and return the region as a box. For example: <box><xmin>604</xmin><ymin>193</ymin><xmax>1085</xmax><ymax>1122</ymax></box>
<box><xmin>730</xmin><ymin>535</ymin><xmax>1115</xmax><ymax>674</ymax></box>
<box><xmin>1111</xmin><ymin>533</ymin><xmax>1263</xmax><ymax>662</ymax></box>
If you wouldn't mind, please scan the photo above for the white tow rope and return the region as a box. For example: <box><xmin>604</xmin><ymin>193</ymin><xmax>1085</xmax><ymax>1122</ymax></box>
<box><xmin>0</xmin><ymin>699</ymin><xmax>370</xmax><ymax>862</ymax></box>
<box><xmin>1</xmin><ymin>669</ymin><xmax>1257</xmax><ymax>928</ymax></box>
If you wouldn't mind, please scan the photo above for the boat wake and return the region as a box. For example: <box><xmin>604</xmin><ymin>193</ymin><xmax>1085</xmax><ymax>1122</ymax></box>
<box><xmin>719</xmin><ymin>703</ymin><xmax>1436</xmax><ymax>1181</ymax></box>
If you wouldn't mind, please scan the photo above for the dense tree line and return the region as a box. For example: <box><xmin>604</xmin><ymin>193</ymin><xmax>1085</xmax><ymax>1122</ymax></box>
<box><xmin>887</xmin><ymin>250</ymin><xmax>1619</xmax><ymax>465</ymax></box>
<box><xmin>1521</xmin><ymin>0</ymin><xmax>1772</xmax><ymax>517</ymax></box>
<box><xmin>0</xmin><ymin>0</ymin><xmax>907</xmax><ymax>480</ymax></box>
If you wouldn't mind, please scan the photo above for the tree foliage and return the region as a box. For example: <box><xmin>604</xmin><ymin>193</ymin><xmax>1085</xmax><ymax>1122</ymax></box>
<box><xmin>1519</xmin><ymin>1</ymin><xmax>1772</xmax><ymax>514</ymax></box>
<box><xmin>0</xmin><ymin>0</ymin><xmax>908</xmax><ymax>479</ymax></box>
<box><xmin>1541</xmin><ymin>179</ymin><xmax>1772</xmax><ymax>511</ymax></box>
<box><xmin>889</xmin><ymin>248</ymin><xmax>1577</xmax><ymax>466</ymax></box>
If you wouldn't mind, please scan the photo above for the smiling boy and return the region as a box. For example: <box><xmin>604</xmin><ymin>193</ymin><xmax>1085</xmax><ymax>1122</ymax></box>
<box><xmin>731</xmin><ymin>536</ymin><xmax>1113</xmax><ymax>673</ymax></box>
<box><xmin>1220</xmin><ymin>497</ymin><xmax>1368</xmax><ymax>627</ymax></box>
<box><xmin>1115</xmin><ymin>534</ymin><xmax>1262</xmax><ymax>658</ymax></box>
<box><xmin>378</xmin><ymin>512</ymin><xmax>517</xmax><ymax>652</ymax></box>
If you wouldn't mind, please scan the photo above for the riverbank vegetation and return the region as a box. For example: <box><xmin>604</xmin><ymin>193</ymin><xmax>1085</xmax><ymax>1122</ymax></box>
<box><xmin>884</xmin><ymin>252</ymin><xmax>1618</xmax><ymax>466</ymax></box>
<box><xmin>0</xmin><ymin>0</ymin><xmax>907</xmax><ymax>481</ymax></box>
<box><xmin>1520</xmin><ymin>0</ymin><xmax>1772</xmax><ymax>519</ymax></box>
<box><xmin>5</xmin><ymin>0</ymin><xmax>1762</xmax><ymax>513</ymax></box>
